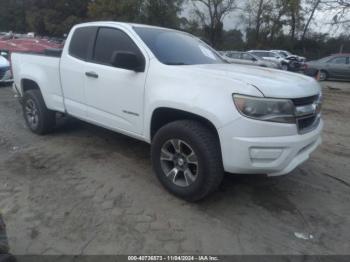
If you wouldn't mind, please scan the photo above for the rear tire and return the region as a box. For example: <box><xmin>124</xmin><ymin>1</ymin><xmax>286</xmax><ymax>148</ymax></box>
<box><xmin>22</xmin><ymin>90</ymin><xmax>56</xmax><ymax>135</ymax></box>
<box><xmin>151</xmin><ymin>120</ymin><xmax>224</xmax><ymax>202</ymax></box>
<box><xmin>281</xmin><ymin>64</ymin><xmax>289</xmax><ymax>71</ymax></box>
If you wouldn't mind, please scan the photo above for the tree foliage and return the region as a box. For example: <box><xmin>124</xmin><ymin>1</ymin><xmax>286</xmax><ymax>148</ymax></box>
<box><xmin>25</xmin><ymin>0</ymin><xmax>90</xmax><ymax>36</ymax></box>
<box><xmin>191</xmin><ymin>0</ymin><xmax>237</xmax><ymax>47</ymax></box>
<box><xmin>88</xmin><ymin>0</ymin><xmax>142</xmax><ymax>22</ymax></box>
<box><xmin>0</xmin><ymin>0</ymin><xmax>26</xmax><ymax>32</ymax></box>
<box><xmin>140</xmin><ymin>0</ymin><xmax>184</xmax><ymax>28</ymax></box>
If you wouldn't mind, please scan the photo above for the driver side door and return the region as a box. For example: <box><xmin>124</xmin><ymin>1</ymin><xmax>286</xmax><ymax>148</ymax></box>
<box><xmin>84</xmin><ymin>27</ymin><xmax>148</xmax><ymax>136</ymax></box>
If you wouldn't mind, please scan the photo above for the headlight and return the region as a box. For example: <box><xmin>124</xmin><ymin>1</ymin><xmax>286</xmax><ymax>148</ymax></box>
<box><xmin>233</xmin><ymin>94</ymin><xmax>296</xmax><ymax>124</ymax></box>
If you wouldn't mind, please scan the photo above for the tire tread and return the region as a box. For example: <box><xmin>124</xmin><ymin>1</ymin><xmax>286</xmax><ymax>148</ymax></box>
<box><xmin>22</xmin><ymin>90</ymin><xmax>56</xmax><ymax>135</ymax></box>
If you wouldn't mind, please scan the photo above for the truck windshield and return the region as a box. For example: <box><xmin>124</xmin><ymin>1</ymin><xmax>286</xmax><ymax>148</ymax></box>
<box><xmin>134</xmin><ymin>27</ymin><xmax>225</xmax><ymax>66</ymax></box>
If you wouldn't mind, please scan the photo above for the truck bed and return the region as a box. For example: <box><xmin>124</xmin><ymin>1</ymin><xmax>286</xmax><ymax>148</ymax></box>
<box><xmin>11</xmin><ymin>52</ymin><xmax>65</xmax><ymax>113</ymax></box>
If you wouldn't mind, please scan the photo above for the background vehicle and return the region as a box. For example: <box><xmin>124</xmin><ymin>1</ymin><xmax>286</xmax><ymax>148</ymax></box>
<box><xmin>222</xmin><ymin>51</ymin><xmax>280</xmax><ymax>69</ymax></box>
<box><xmin>271</xmin><ymin>50</ymin><xmax>306</xmax><ymax>62</ymax></box>
<box><xmin>0</xmin><ymin>53</ymin><xmax>12</xmax><ymax>84</ymax></box>
<box><xmin>11</xmin><ymin>22</ymin><xmax>323</xmax><ymax>201</ymax></box>
<box><xmin>0</xmin><ymin>36</ymin><xmax>64</xmax><ymax>58</ymax></box>
<box><xmin>305</xmin><ymin>54</ymin><xmax>350</xmax><ymax>81</ymax></box>
<box><xmin>271</xmin><ymin>50</ymin><xmax>306</xmax><ymax>72</ymax></box>
<box><xmin>248</xmin><ymin>50</ymin><xmax>290</xmax><ymax>70</ymax></box>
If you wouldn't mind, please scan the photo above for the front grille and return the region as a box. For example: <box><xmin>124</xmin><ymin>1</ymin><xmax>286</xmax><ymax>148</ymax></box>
<box><xmin>292</xmin><ymin>95</ymin><xmax>321</xmax><ymax>134</ymax></box>
<box><xmin>292</xmin><ymin>95</ymin><xmax>319</xmax><ymax>106</ymax></box>
<box><xmin>0</xmin><ymin>67</ymin><xmax>10</xmax><ymax>80</ymax></box>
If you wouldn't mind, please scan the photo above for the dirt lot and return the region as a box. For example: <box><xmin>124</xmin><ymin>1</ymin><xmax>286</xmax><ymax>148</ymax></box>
<box><xmin>0</xmin><ymin>81</ymin><xmax>349</xmax><ymax>255</ymax></box>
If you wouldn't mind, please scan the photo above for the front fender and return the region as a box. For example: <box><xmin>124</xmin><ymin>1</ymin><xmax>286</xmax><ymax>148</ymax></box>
<box><xmin>142</xmin><ymin>63</ymin><xmax>262</xmax><ymax>142</ymax></box>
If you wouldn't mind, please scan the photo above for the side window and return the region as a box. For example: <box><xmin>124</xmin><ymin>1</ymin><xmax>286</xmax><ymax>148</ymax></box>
<box><xmin>93</xmin><ymin>27</ymin><xmax>141</xmax><ymax>66</ymax></box>
<box><xmin>329</xmin><ymin>56</ymin><xmax>347</xmax><ymax>64</ymax></box>
<box><xmin>242</xmin><ymin>54</ymin><xmax>253</xmax><ymax>61</ymax></box>
<box><xmin>69</xmin><ymin>27</ymin><xmax>97</xmax><ymax>60</ymax></box>
<box><xmin>229</xmin><ymin>53</ymin><xmax>240</xmax><ymax>59</ymax></box>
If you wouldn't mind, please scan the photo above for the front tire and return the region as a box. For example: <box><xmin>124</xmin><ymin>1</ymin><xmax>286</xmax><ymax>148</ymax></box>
<box><xmin>151</xmin><ymin>120</ymin><xmax>224</xmax><ymax>202</ymax></box>
<box><xmin>319</xmin><ymin>70</ymin><xmax>328</xmax><ymax>81</ymax></box>
<box><xmin>22</xmin><ymin>90</ymin><xmax>56</xmax><ymax>135</ymax></box>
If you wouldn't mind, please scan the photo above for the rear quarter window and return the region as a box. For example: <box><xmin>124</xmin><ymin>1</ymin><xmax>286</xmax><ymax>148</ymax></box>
<box><xmin>329</xmin><ymin>56</ymin><xmax>347</xmax><ymax>64</ymax></box>
<box><xmin>69</xmin><ymin>27</ymin><xmax>97</xmax><ymax>61</ymax></box>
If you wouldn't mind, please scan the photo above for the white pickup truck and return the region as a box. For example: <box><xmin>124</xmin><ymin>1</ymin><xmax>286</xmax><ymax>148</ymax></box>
<box><xmin>11</xmin><ymin>22</ymin><xmax>323</xmax><ymax>201</ymax></box>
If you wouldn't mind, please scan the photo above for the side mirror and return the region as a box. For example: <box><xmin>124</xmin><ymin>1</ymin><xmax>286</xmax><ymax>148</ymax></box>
<box><xmin>252</xmin><ymin>57</ymin><xmax>257</xmax><ymax>62</ymax></box>
<box><xmin>111</xmin><ymin>51</ymin><xmax>145</xmax><ymax>72</ymax></box>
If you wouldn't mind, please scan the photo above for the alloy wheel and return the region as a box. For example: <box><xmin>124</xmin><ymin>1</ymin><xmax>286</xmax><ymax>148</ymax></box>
<box><xmin>25</xmin><ymin>99</ymin><xmax>39</xmax><ymax>129</ymax></box>
<box><xmin>160</xmin><ymin>139</ymin><xmax>199</xmax><ymax>187</ymax></box>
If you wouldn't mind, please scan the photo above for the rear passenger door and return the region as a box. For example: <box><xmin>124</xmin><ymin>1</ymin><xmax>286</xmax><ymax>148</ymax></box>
<box><xmin>84</xmin><ymin>27</ymin><xmax>148</xmax><ymax>136</ymax></box>
<box><xmin>60</xmin><ymin>26</ymin><xmax>97</xmax><ymax>118</ymax></box>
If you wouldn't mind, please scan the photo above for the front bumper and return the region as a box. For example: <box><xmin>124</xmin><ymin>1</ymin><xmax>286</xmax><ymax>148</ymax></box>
<box><xmin>219</xmin><ymin>119</ymin><xmax>323</xmax><ymax>176</ymax></box>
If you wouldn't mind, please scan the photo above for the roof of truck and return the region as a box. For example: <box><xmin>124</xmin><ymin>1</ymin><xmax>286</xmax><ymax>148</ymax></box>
<box><xmin>75</xmin><ymin>21</ymin><xmax>175</xmax><ymax>32</ymax></box>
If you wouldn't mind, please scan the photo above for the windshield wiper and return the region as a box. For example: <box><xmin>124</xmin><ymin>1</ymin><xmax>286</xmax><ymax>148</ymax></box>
<box><xmin>164</xmin><ymin>62</ymin><xmax>189</xmax><ymax>65</ymax></box>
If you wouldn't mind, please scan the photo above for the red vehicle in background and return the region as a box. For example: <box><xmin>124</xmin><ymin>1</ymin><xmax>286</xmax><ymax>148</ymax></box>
<box><xmin>0</xmin><ymin>35</ymin><xmax>64</xmax><ymax>61</ymax></box>
<box><xmin>0</xmin><ymin>33</ymin><xmax>64</xmax><ymax>84</ymax></box>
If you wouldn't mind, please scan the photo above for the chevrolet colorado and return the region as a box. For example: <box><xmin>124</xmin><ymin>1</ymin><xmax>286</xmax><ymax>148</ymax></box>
<box><xmin>11</xmin><ymin>22</ymin><xmax>323</xmax><ymax>201</ymax></box>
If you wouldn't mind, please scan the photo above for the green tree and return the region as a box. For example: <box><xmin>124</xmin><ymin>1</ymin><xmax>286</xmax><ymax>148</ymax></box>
<box><xmin>191</xmin><ymin>0</ymin><xmax>237</xmax><ymax>48</ymax></box>
<box><xmin>220</xmin><ymin>29</ymin><xmax>244</xmax><ymax>50</ymax></box>
<box><xmin>140</xmin><ymin>0</ymin><xmax>184</xmax><ymax>28</ymax></box>
<box><xmin>286</xmin><ymin>0</ymin><xmax>302</xmax><ymax>41</ymax></box>
<box><xmin>0</xmin><ymin>0</ymin><xmax>26</xmax><ymax>32</ymax></box>
<box><xmin>25</xmin><ymin>0</ymin><xmax>90</xmax><ymax>36</ymax></box>
<box><xmin>87</xmin><ymin>0</ymin><xmax>142</xmax><ymax>22</ymax></box>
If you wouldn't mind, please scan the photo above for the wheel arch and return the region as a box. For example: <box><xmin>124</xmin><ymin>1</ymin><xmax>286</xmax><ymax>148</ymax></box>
<box><xmin>21</xmin><ymin>78</ymin><xmax>41</xmax><ymax>94</ymax></box>
<box><xmin>20</xmin><ymin>79</ymin><xmax>53</xmax><ymax>110</ymax></box>
<box><xmin>150</xmin><ymin>107</ymin><xmax>220</xmax><ymax>144</ymax></box>
<box><xmin>319</xmin><ymin>69</ymin><xmax>329</xmax><ymax>75</ymax></box>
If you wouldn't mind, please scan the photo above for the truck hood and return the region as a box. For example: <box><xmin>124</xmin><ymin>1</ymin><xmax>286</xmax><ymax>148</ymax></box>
<box><xmin>0</xmin><ymin>56</ymin><xmax>9</xmax><ymax>67</ymax></box>
<box><xmin>187</xmin><ymin>63</ymin><xmax>320</xmax><ymax>98</ymax></box>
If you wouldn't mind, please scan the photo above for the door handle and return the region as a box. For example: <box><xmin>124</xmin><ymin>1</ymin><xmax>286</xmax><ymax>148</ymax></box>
<box><xmin>85</xmin><ymin>71</ymin><xmax>99</xmax><ymax>79</ymax></box>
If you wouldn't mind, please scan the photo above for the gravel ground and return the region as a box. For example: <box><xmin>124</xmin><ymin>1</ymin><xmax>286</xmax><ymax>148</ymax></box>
<box><xmin>0</xmin><ymin>81</ymin><xmax>349</xmax><ymax>255</ymax></box>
